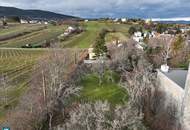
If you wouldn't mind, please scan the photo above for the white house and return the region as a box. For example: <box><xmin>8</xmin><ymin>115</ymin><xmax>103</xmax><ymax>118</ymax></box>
<box><xmin>20</xmin><ymin>19</ymin><xmax>28</xmax><ymax>24</ymax></box>
<box><xmin>121</xmin><ymin>18</ymin><xmax>127</xmax><ymax>22</ymax></box>
<box><xmin>29</xmin><ymin>20</ymin><xmax>38</xmax><ymax>24</ymax></box>
<box><xmin>133</xmin><ymin>32</ymin><xmax>144</xmax><ymax>42</ymax></box>
<box><xmin>134</xmin><ymin>32</ymin><xmax>142</xmax><ymax>37</ymax></box>
<box><xmin>88</xmin><ymin>48</ymin><xmax>96</xmax><ymax>60</ymax></box>
<box><xmin>67</xmin><ymin>26</ymin><xmax>76</xmax><ymax>33</ymax></box>
<box><xmin>44</xmin><ymin>22</ymin><xmax>48</xmax><ymax>25</ymax></box>
<box><xmin>181</xmin><ymin>28</ymin><xmax>190</xmax><ymax>33</ymax></box>
<box><xmin>113</xmin><ymin>18</ymin><xmax>119</xmax><ymax>22</ymax></box>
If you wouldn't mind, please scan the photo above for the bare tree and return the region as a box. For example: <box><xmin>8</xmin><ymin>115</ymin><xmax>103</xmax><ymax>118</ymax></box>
<box><xmin>146</xmin><ymin>36</ymin><xmax>175</xmax><ymax>66</ymax></box>
<box><xmin>92</xmin><ymin>56</ymin><xmax>106</xmax><ymax>85</ymax></box>
<box><xmin>0</xmin><ymin>74</ymin><xmax>10</xmax><ymax>106</ymax></box>
<box><xmin>59</xmin><ymin>100</ymin><xmax>148</xmax><ymax>130</ymax></box>
<box><xmin>7</xmin><ymin>49</ymin><xmax>83</xmax><ymax>130</ymax></box>
<box><xmin>160</xmin><ymin>36</ymin><xmax>174</xmax><ymax>65</ymax></box>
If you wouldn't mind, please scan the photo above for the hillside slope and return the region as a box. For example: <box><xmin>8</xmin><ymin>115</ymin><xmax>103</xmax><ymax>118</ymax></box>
<box><xmin>0</xmin><ymin>6</ymin><xmax>78</xmax><ymax>20</ymax></box>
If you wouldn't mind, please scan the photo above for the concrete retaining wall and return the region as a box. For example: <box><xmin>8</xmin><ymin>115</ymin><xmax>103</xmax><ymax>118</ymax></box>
<box><xmin>157</xmin><ymin>70</ymin><xmax>184</xmax><ymax>110</ymax></box>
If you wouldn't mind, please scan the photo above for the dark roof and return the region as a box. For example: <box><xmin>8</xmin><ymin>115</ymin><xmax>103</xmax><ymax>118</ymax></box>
<box><xmin>162</xmin><ymin>69</ymin><xmax>188</xmax><ymax>89</ymax></box>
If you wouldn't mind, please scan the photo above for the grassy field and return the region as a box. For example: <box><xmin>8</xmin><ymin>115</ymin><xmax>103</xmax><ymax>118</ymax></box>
<box><xmin>60</xmin><ymin>21</ymin><xmax>130</xmax><ymax>48</ymax></box>
<box><xmin>0</xmin><ymin>22</ymin><xmax>131</xmax><ymax>48</ymax></box>
<box><xmin>0</xmin><ymin>49</ymin><xmax>45</xmax><ymax>121</ymax></box>
<box><xmin>105</xmin><ymin>32</ymin><xmax>129</xmax><ymax>43</ymax></box>
<box><xmin>0</xmin><ymin>25</ymin><xmax>66</xmax><ymax>48</ymax></box>
<box><xmin>78</xmin><ymin>72</ymin><xmax>128</xmax><ymax>105</ymax></box>
<box><xmin>60</xmin><ymin>21</ymin><xmax>109</xmax><ymax>48</ymax></box>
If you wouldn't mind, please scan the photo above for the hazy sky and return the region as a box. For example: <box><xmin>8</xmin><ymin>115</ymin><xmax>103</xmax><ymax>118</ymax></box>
<box><xmin>0</xmin><ymin>0</ymin><xmax>190</xmax><ymax>18</ymax></box>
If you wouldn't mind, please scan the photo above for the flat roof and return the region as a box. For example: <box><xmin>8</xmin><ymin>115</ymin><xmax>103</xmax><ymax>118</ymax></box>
<box><xmin>162</xmin><ymin>69</ymin><xmax>188</xmax><ymax>89</ymax></box>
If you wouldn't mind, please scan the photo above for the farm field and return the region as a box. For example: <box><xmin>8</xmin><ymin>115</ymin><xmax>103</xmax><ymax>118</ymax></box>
<box><xmin>105</xmin><ymin>32</ymin><xmax>129</xmax><ymax>43</ymax></box>
<box><xmin>0</xmin><ymin>24</ymin><xmax>67</xmax><ymax>48</ymax></box>
<box><xmin>0</xmin><ymin>24</ymin><xmax>46</xmax><ymax>41</ymax></box>
<box><xmin>0</xmin><ymin>48</ymin><xmax>46</xmax><ymax>121</ymax></box>
<box><xmin>60</xmin><ymin>21</ymin><xmax>108</xmax><ymax>48</ymax></box>
<box><xmin>60</xmin><ymin>21</ymin><xmax>130</xmax><ymax>48</ymax></box>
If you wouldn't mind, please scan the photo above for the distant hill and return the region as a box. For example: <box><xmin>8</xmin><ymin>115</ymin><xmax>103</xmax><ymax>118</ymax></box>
<box><xmin>0</xmin><ymin>6</ymin><xmax>79</xmax><ymax>20</ymax></box>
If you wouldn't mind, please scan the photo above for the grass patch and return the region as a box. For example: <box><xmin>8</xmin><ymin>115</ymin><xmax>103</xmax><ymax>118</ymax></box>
<box><xmin>78</xmin><ymin>72</ymin><xmax>128</xmax><ymax>105</ymax></box>
<box><xmin>105</xmin><ymin>32</ymin><xmax>129</xmax><ymax>43</ymax></box>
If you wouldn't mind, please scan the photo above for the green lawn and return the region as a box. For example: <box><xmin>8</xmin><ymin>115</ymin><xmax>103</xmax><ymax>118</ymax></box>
<box><xmin>105</xmin><ymin>32</ymin><xmax>129</xmax><ymax>43</ymax></box>
<box><xmin>78</xmin><ymin>72</ymin><xmax>128</xmax><ymax>105</ymax></box>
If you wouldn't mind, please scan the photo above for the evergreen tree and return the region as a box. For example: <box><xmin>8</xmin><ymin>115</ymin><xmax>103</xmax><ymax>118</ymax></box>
<box><xmin>128</xmin><ymin>26</ymin><xmax>137</xmax><ymax>36</ymax></box>
<box><xmin>93</xmin><ymin>29</ymin><xmax>108</xmax><ymax>57</ymax></box>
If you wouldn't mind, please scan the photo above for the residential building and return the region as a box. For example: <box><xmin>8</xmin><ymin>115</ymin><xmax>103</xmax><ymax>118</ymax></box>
<box><xmin>121</xmin><ymin>18</ymin><xmax>127</xmax><ymax>22</ymax></box>
<box><xmin>20</xmin><ymin>19</ymin><xmax>28</xmax><ymax>24</ymax></box>
<box><xmin>88</xmin><ymin>48</ymin><xmax>96</xmax><ymax>60</ymax></box>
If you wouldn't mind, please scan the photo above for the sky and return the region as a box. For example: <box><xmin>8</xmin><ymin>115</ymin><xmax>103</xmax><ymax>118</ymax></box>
<box><xmin>0</xmin><ymin>0</ymin><xmax>190</xmax><ymax>18</ymax></box>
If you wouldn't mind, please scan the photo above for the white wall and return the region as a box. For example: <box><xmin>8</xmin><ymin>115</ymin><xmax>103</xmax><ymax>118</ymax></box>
<box><xmin>157</xmin><ymin>70</ymin><xmax>184</xmax><ymax>110</ymax></box>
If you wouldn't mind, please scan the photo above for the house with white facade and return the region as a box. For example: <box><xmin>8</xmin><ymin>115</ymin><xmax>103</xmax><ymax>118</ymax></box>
<box><xmin>181</xmin><ymin>28</ymin><xmax>190</xmax><ymax>33</ymax></box>
<box><xmin>29</xmin><ymin>20</ymin><xmax>38</xmax><ymax>24</ymax></box>
<box><xmin>67</xmin><ymin>26</ymin><xmax>76</xmax><ymax>33</ymax></box>
<box><xmin>113</xmin><ymin>18</ymin><xmax>119</xmax><ymax>22</ymax></box>
<box><xmin>88</xmin><ymin>48</ymin><xmax>96</xmax><ymax>60</ymax></box>
<box><xmin>20</xmin><ymin>19</ymin><xmax>29</xmax><ymax>24</ymax></box>
<box><xmin>121</xmin><ymin>18</ymin><xmax>127</xmax><ymax>22</ymax></box>
<box><xmin>44</xmin><ymin>21</ymin><xmax>48</xmax><ymax>25</ymax></box>
<box><xmin>133</xmin><ymin>32</ymin><xmax>144</xmax><ymax>42</ymax></box>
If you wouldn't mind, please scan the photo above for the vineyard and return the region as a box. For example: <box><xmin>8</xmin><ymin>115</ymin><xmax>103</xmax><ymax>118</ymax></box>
<box><xmin>0</xmin><ymin>49</ymin><xmax>45</xmax><ymax>119</ymax></box>
<box><xmin>0</xmin><ymin>24</ymin><xmax>66</xmax><ymax>48</ymax></box>
<box><xmin>0</xmin><ymin>48</ymin><xmax>87</xmax><ymax>121</ymax></box>
<box><xmin>0</xmin><ymin>24</ymin><xmax>46</xmax><ymax>41</ymax></box>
